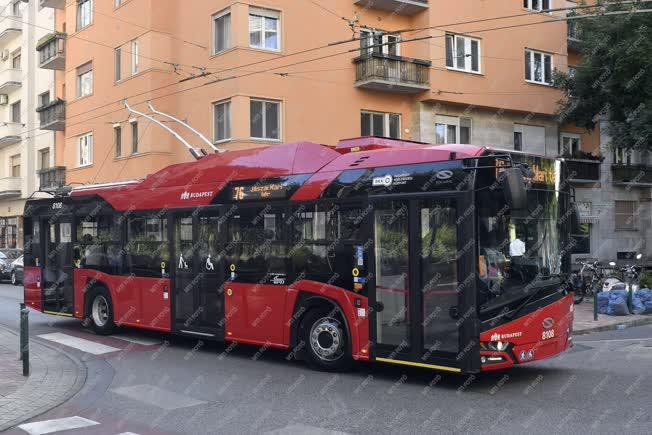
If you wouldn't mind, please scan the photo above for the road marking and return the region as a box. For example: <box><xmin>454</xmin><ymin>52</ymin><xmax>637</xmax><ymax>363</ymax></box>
<box><xmin>18</xmin><ymin>416</ymin><xmax>99</xmax><ymax>435</ymax></box>
<box><xmin>112</xmin><ymin>384</ymin><xmax>206</xmax><ymax>410</ymax></box>
<box><xmin>112</xmin><ymin>334</ymin><xmax>162</xmax><ymax>346</ymax></box>
<box><xmin>115</xmin><ymin>433</ymin><xmax>140</xmax><ymax>435</ymax></box>
<box><xmin>576</xmin><ymin>337</ymin><xmax>652</xmax><ymax>344</ymax></box>
<box><xmin>265</xmin><ymin>425</ymin><xmax>351</xmax><ymax>435</ymax></box>
<box><xmin>37</xmin><ymin>332</ymin><xmax>121</xmax><ymax>355</ymax></box>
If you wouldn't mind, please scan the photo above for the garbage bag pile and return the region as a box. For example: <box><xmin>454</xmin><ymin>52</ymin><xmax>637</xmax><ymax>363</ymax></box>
<box><xmin>635</xmin><ymin>288</ymin><xmax>652</xmax><ymax>315</ymax></box>
<box><xmin>606</xmin><ymin>290</ymin><xmax>630</xmax><ymax>316</ymax></box>
<box><xmin>597</xmin><ymin>288</ymin><xmax>652</xmax><ymax>316</ymax></box>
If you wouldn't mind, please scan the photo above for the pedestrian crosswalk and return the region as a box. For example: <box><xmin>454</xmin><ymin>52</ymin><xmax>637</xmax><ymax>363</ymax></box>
<box><xmin>37</xmin><ymin>333</ymin><xmax>121</xmax><ymax>355</ymax></box>
<box><xmin>17</xmin><ymin>416</ymin><xmax>140</xmax><ymax>435</ymax></box>
<box><xmin>36</xmin><ymin>331</ymin><xmax>162</xmax><ymax>357</ymax></box>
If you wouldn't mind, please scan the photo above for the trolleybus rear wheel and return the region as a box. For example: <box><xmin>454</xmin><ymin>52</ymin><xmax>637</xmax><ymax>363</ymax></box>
<box><xmin>86</xmin><ymin>287</ymin><xmax>116</xmax><ymax>335</ymax></box>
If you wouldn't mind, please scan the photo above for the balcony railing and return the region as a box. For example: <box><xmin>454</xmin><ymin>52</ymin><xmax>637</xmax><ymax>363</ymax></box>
<box><xmin>39</xmin><ymin>166</ymin><xmax>66</xmax><ymax>192</ymax></box>
<box><xmin>354</xmin><ymin>0</ymin><xmax>428</xmax><ymax>15</ymax></box>
<box><xmin>0</xmin><ymin>123</ymin><xmax>21</xmax><ymax>148</ymax></box>
<box><xmin>0</xmin><ymin>16</ymin><xmax>21</xmax><ymax>44</ymax></box>
<box><xmin>36</xmin><ymin>98</ymin><xmax>65</xmax><ymax>131</ymax></box>
<box><xmin>39</xmin><ymin>0</ymin><xmax>65</xmax><ymax>9</ymax></box>
<box><xmin>612</xmin><ymin>164</ymin><xmax>652</xmax><ymax>186</ymax></box>
<box><xmin>565</xmin><ymin>159</ymin><xmax>601</xmax><ymax>183</ymax></box>
<box><xmin>0</xmin><ymin>177</ymin><xmax>21</xmax><ymax>199</ymax></box>
<box><xmin>0</xmin><ymin>68</ymin><xmax>22</xmax><ymax>93</ymax></box>
<box><xmin>353</xmin><ymin>53</ymin><xmax>430</xmax><ymax>93</ymax></box>
<box><xmin>37</xmin><ymin>32</ymin><xmax>66</xmax><ymax>70</ymax></box>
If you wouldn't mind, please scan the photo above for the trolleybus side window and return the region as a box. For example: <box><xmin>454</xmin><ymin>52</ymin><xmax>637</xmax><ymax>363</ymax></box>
<box><xmin>74</xmin><ymin>215</ymin><xmax>122</xmax><ymax>274</ymax></box>
<box><xmin>126</xmin><ymin>215</ymin><xmax>169</xmax><ymax>277</ymax></box>
<box><xmin>24</xmin><ymin>218</ymin><xmax>40</xmax><ymax>266</ymax></box>
<box><xmin>174</xmin><ymin>216</ymin><xmax>194</xmax><ymax>270</ymax></box>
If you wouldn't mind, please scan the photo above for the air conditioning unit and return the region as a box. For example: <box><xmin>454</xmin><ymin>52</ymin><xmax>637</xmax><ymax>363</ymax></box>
<box><xmin>0</xmin><ymin>95</ymin><xmax>8</xmax><ymax>105</ymax></box>
<box><xmin>0</xmin><ymin>50</ymin><xmax>8</xmax><ymax>61</ymax></box>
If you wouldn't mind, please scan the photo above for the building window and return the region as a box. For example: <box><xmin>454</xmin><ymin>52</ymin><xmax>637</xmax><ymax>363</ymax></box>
<box><xmin>249</xmin><ymin>7</ymin><xmax>280</xmax><ymax>51</ymax></box>
<box><xmin>114</xmin><ymin>47</ymin><xmax>121</xmax><ymax>81</ymax></box>
<box><xmin>39</xmin><ymin>148</ymin><xmax>50</xmax><ymax>170</ymax></box>
<box><xmin>560</xmin><ymin>133</ymin><xmax>581</xmax><ymax>156</ymax></box>
<box><xmin>114</xmin><ymin>0</ymin><xmax>122</xmax><ymax>7</ymax></box>
<box><xmin>131</xmin><ymin>40</ymin><xmax>139</xmax><ymax>75</ymax></box>
<box><xmin>214</xmin><ymin>100</ymin><xmax>231</xmax><ymax>142</ymax></box>
<box><xmin>78</xmin><ymin>132</ymin><xmax>93</xmax><ymax>167</ymax></box>
<box><xmin>11</xmin><ymin>101</ymin><xmax>20</xmax><ymax>124</ymax></box>
<box><xmin>11</xmin><ymin>1</ymin><xmax>21</xmax><ymax>17</ymax></box>
<box><xmin>10</xmin><ymin>155</ymin><xmax>20</xmax><ymax>177</ymax></box>
<box><xmin>361</xmin><ymin>111</ymin><xmax>401</xmax><ymax>139</ymax></box>
<box><xmin>213</xmin><ymin>9</ymin><xmax>231</xmax><ymax>54</ymax></box>
<box><xmin>38</xmin><ymin>91</ymin><xmax>50</xmax><ymax>107</ymax></box>
<box><xmin>615</xmin><ymin>200</ymin><xmax>637</xmax><ymax>231</ymax></box>
<box><xmin>77</xmin><ymin>0</ymin><xmax>93</xmax><ymax>31</ymax></box>
<box><xmin>360</xmin><ymin>30</ymin><xmax>400</xmax><ymax>56</ymax></box>
<box><xmin>77</xmin><ymin>62</ymin><xmax>93</xmax><ymax>97</ymax></box>
<box><xmin>514</xmin><ymin>124</ymin><xmax>545</xmax><ymax>154</ymax></box>
<box><xmin>250</xmin><ymin>99</ymin><xmax>280</xmax><ymax>140</ymax></box>
<box><xmin>571</xmin><ymin>221</ymin><xmax>591</xmax><ymax>255</ymax></box>
<box><xmin>435</xmin><ymin>115</ymin><xmax>471</xmax><ymax>144</ymax></box>
<box><xmin>131</xmin><ymin>120</ymin><xmax>138</xmax><ymax>154</ymax></box>
<box><xmin>445</xmin><ymin>34</ymin><xmax>480</xmax><ymax>73</ymax></box>
<box><xmin>114</xmin><ymin>125</ymin><xmax>122</xmax><ymax>158</ymax></box>
<box><xmin>613</xmin><ymin>147</ymin><xmax>632</xmax><ymax>165</ymax></box>
<box><xmin>11</xmin><ymin>49</ymin><xmax>20</xmax><ymax>69</ymax></box>
<box><xmin>524</xmin><ymin>0</ymin><xmax>551</xmax><ymax>12</ymax></box>
<box><xmin>525</xmin><ymin>49</ymin><xmax>553</xmax><ymax>85</ymax></box>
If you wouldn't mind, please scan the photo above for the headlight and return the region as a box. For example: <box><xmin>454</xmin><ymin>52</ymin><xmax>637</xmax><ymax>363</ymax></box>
<box><xmin>481</xmin><ymin>341</ymin><xmax>510</xmax><ymax>352</ymax></box>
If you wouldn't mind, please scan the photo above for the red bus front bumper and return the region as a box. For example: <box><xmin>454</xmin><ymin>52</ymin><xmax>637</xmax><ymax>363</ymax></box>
<box><xmin>479</xmin><ymin>294</ymin><xmax>574</xmax><ymax>372</ymax></box>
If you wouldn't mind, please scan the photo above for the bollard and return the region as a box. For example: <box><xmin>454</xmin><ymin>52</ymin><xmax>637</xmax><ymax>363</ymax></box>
<box><xmin>20</xmin><ymin>303</ymin><xmax>29</xmax><ymax>376</ymax></box>
<box><xmin>593</xmin><ymin>290</ymin><xmax>598</xmax><ymax>321</ymax></box>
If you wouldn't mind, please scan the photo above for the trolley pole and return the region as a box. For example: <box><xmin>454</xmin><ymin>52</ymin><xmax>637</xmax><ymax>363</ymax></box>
<box><xmin>20</xmin><ymin>303</ymin><xmax>29</xmax><ymax>376</ymax></box>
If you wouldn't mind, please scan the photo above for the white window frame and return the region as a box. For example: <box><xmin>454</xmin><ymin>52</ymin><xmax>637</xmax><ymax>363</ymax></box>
<box><xmin>524</xmin><ymin>0</ymin><xmax>551</xmax><ymax>12</ymax></box>
<box><xmin>78</xmin><ymin>132</ymin><xmax>93</xmax><ymax>167</ymax></box>
<box><xmin>560</xmin><ymin>133</ymin><xmax>581</xmax><ymax>156</ymax></box>
<box><xmin>434</xmin><ymin>115</ymin><xmax>472</xmax><ymax>144</ymax></box>
<box><xmin>614</xmin><ymin>200</ymin><xmax>637</xmax><ymax>231</ymax></box>
<box><xmin>360</xmin><ymin>30</ymin><xmax>401</xmax><ymax>56</ymax></box>
<box><xmin>213</xmin><ymin>99</ymin><xmax>232</xmax><ymax>143</ymax></box>
<box><xmin>445</xmin><ymin>34</ymin><xmax>481</xmax><ymax>74</ymax></box>
<box><xmin>213</xmin><ymin>8</ymin><xmax>231</xmax><ymax>55</ymax></box>
<box><xmin>131</xmin><ymin>40</ymin><xmax>139</xmax><ymax>75</ymax></box>
<box><xmin>77</xmin><ymin>0</ymin><xmax>93</xmax><ymax>31</ymax></box>
<box><xmin>361</xmin><ymin>111</ymin><xmax>401</xmax><ymax>139</ymax></box>
<box><xmin>250</xmin><ymin>98</ymin><xmax>281</xmax><ymax>141</ymax></box>
<box><xmin>525</xmin><ymin>49</ymin><xmax>553</xmax><ymax>85</ymax></box>
<box><xmin>249</xmin><ymin>7</ymin><xmax>280</xmax><ymax>51</ymax></box>
<box><xmin>77</xmin><ymin>63</ymin><xmax>93</xmax><ymax>97</ymax></box>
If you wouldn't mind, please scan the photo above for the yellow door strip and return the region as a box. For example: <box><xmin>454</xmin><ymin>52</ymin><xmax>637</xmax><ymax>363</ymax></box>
<box><xmin>376</xmin><ymin>357</ymin><xmax>462</xmax><ymax>373</ymax></box>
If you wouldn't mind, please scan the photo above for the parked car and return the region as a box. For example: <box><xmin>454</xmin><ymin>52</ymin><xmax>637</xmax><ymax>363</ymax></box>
<box><xmin>0</xmin><ymin>249</ymin><xmax>23</xmax><ymax>283</ymax></box>
<box><xmin>11</xmin><ymin>255</ymin><xmax>23</xmax><ymax>286</ymax></box>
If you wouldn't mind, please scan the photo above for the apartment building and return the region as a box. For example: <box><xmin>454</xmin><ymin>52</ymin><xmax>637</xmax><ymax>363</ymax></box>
<box><xmin>0</xmin><ymin>0</ymin><xmax>57</xmax><ymax>249</ymax></box>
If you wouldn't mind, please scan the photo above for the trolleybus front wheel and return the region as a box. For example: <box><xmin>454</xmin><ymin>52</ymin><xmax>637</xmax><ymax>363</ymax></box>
<box><xmin>85</xmin><ymin>287</ymin><xmax>116</xmax><ymax>335</ymax></box>
<box><xmin>301</xmin><ymin>307</ymin><xmax>352</xmax><ymax>372</ymax></box>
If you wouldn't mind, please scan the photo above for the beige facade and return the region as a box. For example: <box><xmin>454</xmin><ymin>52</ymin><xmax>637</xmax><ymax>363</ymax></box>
<box><xmin>51</xmin><ymin>0</ymin><xmax>584</xmax><ymax>188</ymax></box>
<box><xmin>0</xmin><ymin>0</ymin><xmax>58</xmax><ymax>248</ymax></box>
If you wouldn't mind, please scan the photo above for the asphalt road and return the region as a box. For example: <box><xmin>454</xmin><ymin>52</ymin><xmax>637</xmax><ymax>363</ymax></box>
<box><xmin>1</xmin><ymin>282</ymin><xmax>651</xmax><ymax>435</ymax></box>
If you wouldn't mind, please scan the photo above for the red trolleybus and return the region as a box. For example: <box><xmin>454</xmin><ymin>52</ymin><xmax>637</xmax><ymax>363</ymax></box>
<box><xmin>23</xmin><ymin>137</ymin><xmax>574</xmax><ymax>373</ymax></box>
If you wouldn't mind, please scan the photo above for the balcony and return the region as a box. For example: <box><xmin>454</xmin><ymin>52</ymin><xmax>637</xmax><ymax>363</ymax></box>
<box><xmin>354</xmin><ymin>0</ymin><xmax>428</xmax><ymax>15</ymax></box>
<box><xmin>567</xmin><ymin>20</ymin><xmax>582</xmax><ymax>51</ymax></box>
<box><xmin>565</xmin><ymin>159</ymin><xmax>601</xmax><ymax>183</ymax></box>
<box><xmin>0</xmin><ymin>123</ymin><xmax>21</xmax><ymax>148</ymax></box>
<box><xmin>353</xmin><ymin>53</ymin><xmax>430</xmax><ymax>94</ymax></box>
<box><xmin>36</xmin><ymin>98</ymin><xmax>65</xmax><ymax>131</ymax></box>
<box><xmin>612</xmin><ymin>164</ymin><xmax>652</xmax><ymax>187</ymax></box>
<box><xmin>0</xmin><ymin>68</ymin><xmax>22</xmax><ymax>93</ymax></box>
<box><xmin>0</xmin><ymin>177</ymin><xmax>21</xmax><ymax>199</ymax></box>
<box><xmin>0</xmin><ymin>16</ymin><xmax>21</xmax><ymax>45</ymax></box>
<box><xmin>39</xmin><ymin>166</ymin><xmax>66</xmax><ymax>192</ymax></box>
<box><xmin>37</xmin><ymin>32</ymin><xmax>66</xmax><ymax>70</ymax></box>
<box><xmin>39</xmin><ymin>0</ymin><xmax>65</xmax><ymax>9</ymax></box>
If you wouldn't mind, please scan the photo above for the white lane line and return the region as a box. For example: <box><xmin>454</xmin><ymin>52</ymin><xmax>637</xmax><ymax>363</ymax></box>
<box><xmin>112</xmin><ymin>334</ymin><xmax>162</xmax><ymax>346</ymax></box>
<box><xmin>577</xmin><ymin>337</ymin><xmax>652</xmax><ymax>343</ymax></box>
<box><xmin>115</xmin><ymin>433</ymin><xmax>140</xmax><ymax>435</ymax></box>
<box><xmin>37</xmin><ymin>332</ymin><xmax>121</xmax><ymax>355</ymax></box>
<box><xmin>18</xmin><ymin>416</ymin><xmax>100</xmax><ymax>435</ymax></box>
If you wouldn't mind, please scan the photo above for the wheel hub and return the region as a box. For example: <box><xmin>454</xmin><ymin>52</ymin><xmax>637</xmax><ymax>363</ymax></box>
<box><xmin>92</xmin><ymin>295</ymin><xmax>109</xmax><ymax>327</ymax></box>
<box><xmin>310</xmin><ymin>317</ymin><xmax>344</xmax><ymax>361</ymax></box>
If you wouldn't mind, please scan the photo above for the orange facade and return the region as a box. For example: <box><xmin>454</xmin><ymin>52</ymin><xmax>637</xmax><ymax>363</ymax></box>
<box><xmin>53</xmin><ymin>0</ymin><xmax>588</xmax><ymax>185</ymax></box>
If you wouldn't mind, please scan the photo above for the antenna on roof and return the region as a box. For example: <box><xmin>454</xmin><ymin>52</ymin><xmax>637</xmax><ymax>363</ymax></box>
<box><xmin>147</xmin><ymin>101</ymin><xmax>223</xmax><ymax>153</ymax></box>
<box><xmin>124</xmin><ymin>100</ymin><xmax>205</xmax><ymax>160</ymax></box>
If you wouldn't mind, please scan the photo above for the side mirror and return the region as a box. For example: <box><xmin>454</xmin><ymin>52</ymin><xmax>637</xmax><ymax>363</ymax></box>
<box><xmin>609</xmin><ymin>261</ymin><xmax>616</xmax><ymax>267</ymax></box>
<box><xmin>501</xmin><ymin>167</ymin><xmax>527</xmax><ymax>210</ymax></box>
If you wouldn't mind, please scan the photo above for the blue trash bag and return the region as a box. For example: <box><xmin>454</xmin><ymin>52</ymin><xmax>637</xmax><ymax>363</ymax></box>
<box><xmin>645</xmin><ymin>300</ymin><xmax>652</xmax><ymax>315</ymax></box>
<box><xmin>607</xmin><ymin>294</ymin><xmax>630</xmax><ymax>316</ymax></box>
<box><xmin>637</xmin><ymin>288</ymin><xmax>652</xmax><ymax>303</ymax></box>
<box><xmin>597</xmin><ymin>292</ymin><xmax>610</xmax><ymax>314</ymax></box>
<box><xmin>631</xmin><ymin>294</ymin><xmax>646</xmax><ymax>315</ymax></box>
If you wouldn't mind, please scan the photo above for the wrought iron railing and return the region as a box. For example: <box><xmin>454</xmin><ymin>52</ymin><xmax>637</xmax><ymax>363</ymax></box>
<box><xmin>612</xmin><ymin>164</ymin><xmax>652</xmax><ymax>185</ymax></box>
<box><xmin>353</xmin><ymin>53</ymin><xmax>430</xmax><ymax>88</ymax></box>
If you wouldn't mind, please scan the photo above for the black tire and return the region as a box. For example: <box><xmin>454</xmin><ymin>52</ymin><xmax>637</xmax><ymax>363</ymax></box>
<box><xmin>85</xmin><ymin>287</ymin><xmax>116</xmax><ymax>335</ymax></box>
<box><xmin>300</xmin><ymin>306</ymin><xmax>352</xmax><ymax>372</ymax></box>
<box><xmin>10</xmin><ymin>271</ymin><xmax>19</xmax><ymax>286</ymax></box>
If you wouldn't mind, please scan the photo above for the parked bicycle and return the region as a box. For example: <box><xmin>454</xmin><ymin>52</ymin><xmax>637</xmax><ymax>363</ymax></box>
<box><xmin>569</xmin><ymin>259</ymin><xmax>605</xmax><ymax>304</ymax></box>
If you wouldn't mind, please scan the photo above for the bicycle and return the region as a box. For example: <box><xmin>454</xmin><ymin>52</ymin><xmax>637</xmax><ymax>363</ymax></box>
<box><xmin>569</xmin><ymin>259</ymin><xmax>605</xmax><ymax>304</ymax></box>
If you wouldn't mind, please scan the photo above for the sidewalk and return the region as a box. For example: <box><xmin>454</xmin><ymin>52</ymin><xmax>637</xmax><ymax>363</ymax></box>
<box><xmin>573</xmin><ymin>298</ymin><xmax>652</xmax><ymax>335</ymax></box>
<box><xmin>0</xmin><ymin>324</ymin><xmax>86</xmax><ymax>432</ymax></box>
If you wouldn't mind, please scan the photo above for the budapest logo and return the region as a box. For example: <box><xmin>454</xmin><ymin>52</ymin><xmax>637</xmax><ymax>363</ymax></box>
<box><xmin>180</xmin><ymin>191</ymin><xmax>213</xmax><ymax>200</ymax></box>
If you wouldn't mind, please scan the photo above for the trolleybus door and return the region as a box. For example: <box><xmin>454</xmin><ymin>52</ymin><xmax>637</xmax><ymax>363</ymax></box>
<box><xmin>370</xmin><ymin>195</ymin><xmax>478</xmax><ymax>373</ymax></box>
<box><xmin>41</xmin><ymin>216</ymin><xmax>74</xmax><ymax>316</ymax></box>
<box><xmin>171</xmin><ymin>211</ymin><xmax>225</xmax><ymax>337</ymax></box>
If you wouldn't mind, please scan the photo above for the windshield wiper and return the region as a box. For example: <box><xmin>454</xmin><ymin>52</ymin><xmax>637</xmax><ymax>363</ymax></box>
<box><xmin>505</xmin><ymin>279</ymin><xmax>560</xmax><ymax>320</ymax></box>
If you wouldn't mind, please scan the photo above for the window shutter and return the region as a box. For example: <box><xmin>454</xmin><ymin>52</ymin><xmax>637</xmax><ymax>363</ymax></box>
<box><xmin>544</xmin><ymin>54</ymin><xmax>552</xmax><ymax>84</ymax></box>
<box><xmin>445</xmin><ymin>35</ymin><xmax>453</xmax><ymax>67</ymax></box>
<box><xmin>524</xmin><ymin>51</ymin><xmax>531</xmax><ymax>80</ymax></box>
<box><xmin>77</xmin><ymin>61</ymin><xmax>92</xmax><ymax>75</ymax></box>
<box><xmin>471</xmin><ymin>39</ymin><xmax>479</xmax><ymax>72</ymax></box>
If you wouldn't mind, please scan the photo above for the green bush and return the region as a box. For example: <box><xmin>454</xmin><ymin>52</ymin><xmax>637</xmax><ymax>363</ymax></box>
<box><xmin>640</xmin><ymin>272</ymin><xmax>652</xmax><ymax>289</ymax></box>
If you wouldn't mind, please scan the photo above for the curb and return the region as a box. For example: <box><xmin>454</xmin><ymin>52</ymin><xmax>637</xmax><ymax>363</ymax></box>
<box><xmin>0</xmin><ymin>323</ymin><xmax>88</xmax><ymax>432</ymax></box>
<box><xmin>573</xmin><ymin>316</ymin><xmax>652</xmax><ymax>336</ymax></box>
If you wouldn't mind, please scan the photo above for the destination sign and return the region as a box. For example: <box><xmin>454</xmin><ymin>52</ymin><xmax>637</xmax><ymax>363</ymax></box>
<box><xmin>232</xmin><ymin>182</ymin><xmax>287</xmax><ymax>201</ymax></box>
<box><xmin>214</xmin><ymin>174</ymin><xmax>312</xmax><ymax>203</ymax></box>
